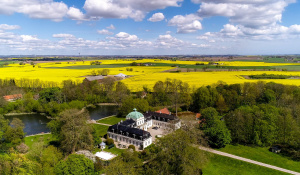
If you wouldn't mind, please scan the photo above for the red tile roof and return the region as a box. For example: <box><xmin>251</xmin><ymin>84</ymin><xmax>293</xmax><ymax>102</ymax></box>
<box><xmin>155</xmin><ymin>108</ymin><xmax>170</xmax><ymax>115</ymax></box>
<box><xmin>3</xmin><ymin>94</ymin><xmax>22</xmax><ymax>101</ymax></box>
<box><xmin>196</xmin><ymin>113</ymin><xmax>201</xmax><ymax>119</ymax></box>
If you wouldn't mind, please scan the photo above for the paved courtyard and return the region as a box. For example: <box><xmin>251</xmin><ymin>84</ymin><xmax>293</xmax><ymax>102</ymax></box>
<box><xmin>147</xmin><ymin>127</ymin><xmax>166</xmax><ymax>142</ymax></box>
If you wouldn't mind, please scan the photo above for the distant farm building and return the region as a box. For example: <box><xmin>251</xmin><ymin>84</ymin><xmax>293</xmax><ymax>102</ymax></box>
<box><xmin>84</xmin><ymin>75</ymin><xmax>105</xmax><ymax>83</ymax></box>
<box><xmin>3</xmin><ymin>94</ymin><xmax>22</xmax><ymax>102</ymax></box>
<box><xmin>114</xmin><ymin>73</ymin><xmax>127</xmax><ymax>79</ymax></box>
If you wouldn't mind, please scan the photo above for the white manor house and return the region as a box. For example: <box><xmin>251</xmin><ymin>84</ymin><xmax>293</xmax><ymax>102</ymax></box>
<box><xmin>107</xmin><ymin>108</ymin><xmax>181</xmax><ymax>149</ymax></box>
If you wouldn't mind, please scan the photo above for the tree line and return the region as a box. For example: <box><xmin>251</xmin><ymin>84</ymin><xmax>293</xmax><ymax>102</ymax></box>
<box><xmin>1</xmin><ymin>77</ymin><xmax>300</xmax><ymax>174</ymax></box>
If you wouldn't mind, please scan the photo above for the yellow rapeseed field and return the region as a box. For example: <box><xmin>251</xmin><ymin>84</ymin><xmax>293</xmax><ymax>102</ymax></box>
<box><xmin>1</xmin><ymin>60</ymin><xmax>300</xmax><ymax>91</ymax></box>
<box><xmin>122</xmin><ymin>71</ymin><xmax>300</xmax><ymax>91</ymax></box>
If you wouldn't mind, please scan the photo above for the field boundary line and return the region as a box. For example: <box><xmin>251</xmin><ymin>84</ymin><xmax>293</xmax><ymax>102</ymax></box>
<box><xmin>26</xmin><ymin>132</ymin><xmax>51</xmax><ymax>137</ymax></box>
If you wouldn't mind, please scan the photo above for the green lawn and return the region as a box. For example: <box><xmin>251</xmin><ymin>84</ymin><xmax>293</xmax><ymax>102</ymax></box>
<box><xmin>25</xmin><ymin>134</ymin><xmax>57</xmax><ymax>149</ymax></box>
<box><xmin>97</xmin><ymin>116</ymin><xmax>126</xmax><ymax>125</ymax></box>
<box><xmin>219</xmin><ymin>145</ymin><xmax>300</xmax><ymax>173</ymax></box>
<box><xmin>203</xmin><ymin>153</ymin><xmax>288</xmax><ymax>175</ymax></box>
<box><xmin>93</xmin><ymin>124</ymin><xmax>109</xmax><ymax>137</ymax></box>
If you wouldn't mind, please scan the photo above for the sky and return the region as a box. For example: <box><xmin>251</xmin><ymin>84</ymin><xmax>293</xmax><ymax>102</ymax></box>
<box><xmin>0</xmin><ymin>0</ymin><xmax>300</xmax><ymax>55</ymax></box>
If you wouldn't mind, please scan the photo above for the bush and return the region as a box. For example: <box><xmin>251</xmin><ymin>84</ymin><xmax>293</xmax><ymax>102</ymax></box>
<box><xmin>106</xmin><ymin>138</ymin><xmax>114</xmax><ymax>145</ymax></box>
<box><xmin>128</xmin><ymin>145</ymin><xmax>135</xmax><ymax>151</ymax></box>
<box><xmin>16</xmin><ymin>143</ymin><xmax>29</xmax><ymax>153</ymax></box>
<box><xmin>94</xmin><ymin>157</ymin><xmax>103</xmax><ymax>172</ymax></box>
<box><xmin>130</xmin><ymin>62</ymin><xmax>138</xmax><ymax>66</ymax></box>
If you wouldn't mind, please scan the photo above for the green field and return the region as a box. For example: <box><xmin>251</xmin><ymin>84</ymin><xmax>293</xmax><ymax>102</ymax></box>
<box><xmin>97</xmin><ymin>116</ymin><xmax>126</xmax><ymax>125</ymax></box>
<box><xmin>203</xmin><ymin>153</ymin><xmax>288</xmax><ymax>175</ymax></box>
<box><xmin>25</xmin><ymin>134</ymin><xmax>57</xmax><ymax>149</ymax></box>
<box><xmin>93</xmin><ymin>124</ymin><xmax>109</xmax><ymax>137</ymax></box>
<box><xmin>219</xmin><ymin>145</ymin><xmax>300</xmax><ymax>173</ymax></box>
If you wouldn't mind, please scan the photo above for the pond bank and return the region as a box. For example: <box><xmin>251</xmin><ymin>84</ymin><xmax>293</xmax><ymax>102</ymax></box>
<box><xmin>4</xmin><ymin>112</ymin><xmax>38</xmax><ymax>116</ymax></box>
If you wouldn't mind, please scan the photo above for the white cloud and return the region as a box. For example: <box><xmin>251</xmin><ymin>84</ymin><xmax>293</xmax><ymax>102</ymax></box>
<box><xmin>83</xmin><ymin>0</ymin><xmax>183</xmax><ymax>21</ymax></box>
<box><xmin>0</xmin><ymin>0</ymin><xmax>69</xmax><ymax>21</ymax></box>
<box><xmin>0</xmin><ymin>24</ymin><xmax>20</xmax><ymax>30</ymax></box>
<box><xmin>156</xmin><ymin>34</ymin><xmax>202</xmax><ymax>48</ymax></box>
<box><xmin>107</xmin><ymin>24</ymin><xmax>116</xmax><ymax>30</ymax></box>
<box><xmin>168</xmin><ymin>14</ymin><xmax>202</xmax><ymax>33</ymax></box>
<box><xmin>20</xmin><ymin>35</ymin><xmax>39</xmax><ymax>42</ymax></box>
<box><xmin>148</xmin><ymin>13</ymin><xmax>165</xmax><ymax>22</ymax></box>
<box><xmin>97</xmin><ymin>29</ymin><xmax>114</xmax><ymax>35</ymax></box>
<box><xmin>194</xmin><ymin>0</ymin><xmax>300</xmax><ymax>43</ymax></box>
<box><xmin>53</xmin><ymin>34</ymin><xmax>75</xmax><ymax>38</ymax></box>
<box><xmin>289</xmin><ymin>25</ymin><xmax>300</xmax><ymax>34</ymax></box>
<box><xmin>197</xmin><ymin>1</ymin><xmax>293</xmax><ymax>29</ymax></box>
<box><xmin>67</xmin><ymin>7</ymin><xmax>86</xmax><ymax>20</ymax></box>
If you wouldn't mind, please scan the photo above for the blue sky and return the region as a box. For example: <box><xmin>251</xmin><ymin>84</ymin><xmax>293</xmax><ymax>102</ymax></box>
<box><xmin>0</xmin><ymin>0</ymin><xmax>299</xmax><ymax>55</ymax></box>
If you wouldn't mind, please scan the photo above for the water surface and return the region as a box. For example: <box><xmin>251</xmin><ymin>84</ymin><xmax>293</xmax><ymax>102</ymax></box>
<box><xmin>4</xmin><ymin>105</ymin><xmax>118</xmax><ymax>136</ymax></box>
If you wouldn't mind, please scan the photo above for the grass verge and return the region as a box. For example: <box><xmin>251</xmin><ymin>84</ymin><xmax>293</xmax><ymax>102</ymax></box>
<box><xmin>203</xmin><ymin>153</ymin><xmax>289</xmax><ymax>175</ymax></box>
<box><xmin>97</xmin><ymin>116</ymin><xmax>126</xmax><ymax>125</ymax></box>
<box><xmin>219</xmin><ymin>145</ymin><xmax>300</xmax><ymax>173</ymax></box>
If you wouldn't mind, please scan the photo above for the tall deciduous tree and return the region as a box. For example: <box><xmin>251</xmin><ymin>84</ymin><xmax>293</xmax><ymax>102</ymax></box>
<box><xmin>144</xmin><ymin>130</ymin><xmax>207</xmax><ymax>175</ymax></box>
<box><xmin>200</xmin><ymin>107</ymin><xmax>231</xmax><ymax>148</ymax></box>
<box><xmin>119</xmin><ymin>97</ymin><xmax>150</xmax><ymax>117</ymax></box>
<box><xmin>48</xmin><ymin>109</ymin><xmax>94</xmax><ymax>153</ymax></box>
<box><xmin>4</xmin><ymin>118</ymin><xmax>25</xmax><ymax>146</ymax></box>
<box><xmin>108</xmin><ymin>81</ymin><xmax>130</xmax><ymax>105</ymax></box>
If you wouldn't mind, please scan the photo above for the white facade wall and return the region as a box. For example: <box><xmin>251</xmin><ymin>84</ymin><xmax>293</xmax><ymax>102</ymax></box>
<box><xmin>108</xmin><ymin>132</ymin><xmax>152</xmax><ymax>149</ymax></box>
<box><xmin>143</xmin><ymin>137</ymin><xmax>152</xmax><ymax>148</ymax></box>
<box><xmin>152</xmin><ymin>119</ymin><xmax>181</xmax><ymax>130</ymax></box>
<box><xmin>136</xmin><ymin>117</ymin><xmax>145</xmax><ymax>126</ymax></box>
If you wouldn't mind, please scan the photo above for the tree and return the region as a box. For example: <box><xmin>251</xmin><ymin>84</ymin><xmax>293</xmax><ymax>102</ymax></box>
<box><xmin>190</xmin><ymin>86</ymin><xmax>211</xmax><ymax>112</ymax></box>
<box><xmin>118</xmin><ymin>97</ymin><xmax>150</xmax><ymax>117</ymax></box>
<box><xmin>204</xmin><ymin>119</ymin><xmax>231</xmax><ymax>148</ymax></box>
<box><xmin>10</xmin><ymin>118</ymin><xmax>25</xmax><ymax>129</ymax></box>
<box><xmin>150</xmin><ymin>81</ymin><xmax>170</xmax><ymax>106</ymax></box>
<box><xmin>49</xmin><ymin>109</ymin><xmax>94</xmax><ymax>153</ymax></box>
<box><xmin>200</xmin><ymin>107</ymin><xmax>219</xmax><ymax>129</ymax></box>
<box><xmin>16</xmin><ymin>143</ymin><xmax>29</xmax><ymax>153</ymax></box>
<box><xmin>39</xmin><ymin>87</ymin><xmax>62</xmax><ymax>103</ymax></box>
<box><xmin>55</xmin><ymin>154</ymin><xmax>94</xmax><ymax>175</ymax></box>
<box><xmin>100</xmin><ymin>69</ymin><xmax>110</xmax><ymax>76</ymax></box>
<box><xmin>144</xmin><ymin>130</ymin><xmax>207</xmax><ymax>175</ymax></box>
<box><xmin>108</xmin><ymin>82</ymin><xmax>130</xmax><ymax>105</ymax></box>
<box><xmin>216</xmin><ymin>94</ymin><xmax>228</xmax><ymax>114</ymax></box>
<box><xmin>106</xmin><ymin>154</ymin><xmax>140</xmax><ymax>175</ymax></box>
<box><xmin>167</xmin><ymin>79</ymin><xmax>191</xmax><ymax>116</ymax></box>
<box><xmin>0</xmin><ymin>153</ymin><xmax>42</xmax><ymax>175</ymax></box>
<box><xmin>0</xmin><ymin>115</ymin><xmax>9</xmax><ymax>142</ymax></box>
<box><xmin>4</xmin><ymin>118</ymin><xmax>25</xmax><ymax>146</ymax></box>
<box><xmin>128</xmin><ymin>145</ymin><xmax>135</xmax><ymax>151</ymax></box>
<box><xmin>40</xmin><ymin>145</ymin><xmax>64</xmax><ymax>175</ymax></box>
<box><xmin>200</xmin><ymin>107</ymin><xmax>231</xmax><ymax>148</ymax></box>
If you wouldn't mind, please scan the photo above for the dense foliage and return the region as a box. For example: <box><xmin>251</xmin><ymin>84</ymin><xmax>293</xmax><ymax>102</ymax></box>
<box><xmin>1</xmin><ymin>77</ymin><xmax>300</xmax><ymax>174</ymax></box>
<box><xmin>249</xmin><ymin>73</ymin><xmax>292</xmax><ymax>79</ymax></box>
<box><xmin>190</xmin><ymin>82</ymin><xmax>300</xmax><ymax>159</ymax></box>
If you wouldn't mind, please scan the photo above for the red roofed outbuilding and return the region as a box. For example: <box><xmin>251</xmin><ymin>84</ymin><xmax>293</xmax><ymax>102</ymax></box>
<box><xmin>155</xmin><ymin>108</ymin><xmax>171</xmax><ymax>115</ymax></box>
<box><xmin>3</xmin><ymin>94</ymin><xmax>22</xmax><ymax>102</ymax></box>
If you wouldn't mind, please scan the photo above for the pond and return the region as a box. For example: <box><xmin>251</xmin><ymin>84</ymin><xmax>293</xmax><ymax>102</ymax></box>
<box><xmin>4</xmin><ymin>105</ymin><xmax>118</xmax><ymax>136</ymax></box>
